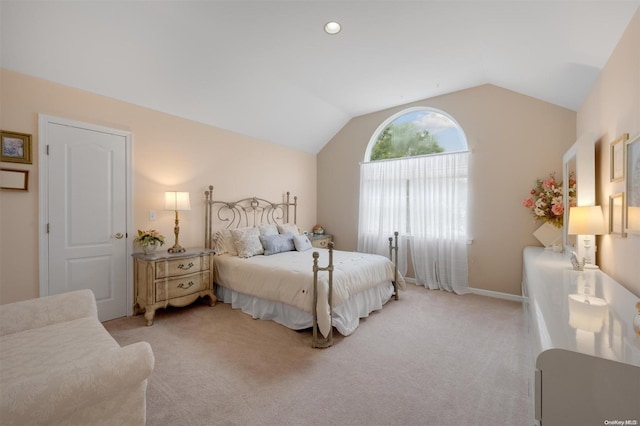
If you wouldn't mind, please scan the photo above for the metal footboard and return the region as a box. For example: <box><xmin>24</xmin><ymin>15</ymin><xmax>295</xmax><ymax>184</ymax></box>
<box><xmin>389</xmin><ymin>231</ymin><xmax>399</xmax><ymax>300</ymax></box>
<box><xmin>311</xmin><ymin>242</ymin><xmax>334</xmax><ymax>349</ymax></box>
<box><xmin>311</xmin><ymin>233</ymin><xmax>400</xmax><ymax>348</ymax></box>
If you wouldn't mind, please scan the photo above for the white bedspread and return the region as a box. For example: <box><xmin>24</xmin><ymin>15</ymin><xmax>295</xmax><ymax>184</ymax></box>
<box><xmin>212</xmin><ymin>249</ymin><xmax>403</xmax><ymax>337</ymax></box>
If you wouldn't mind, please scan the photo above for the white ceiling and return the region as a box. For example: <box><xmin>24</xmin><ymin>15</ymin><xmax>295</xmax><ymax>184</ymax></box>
<box><xmin>1</xmin><ymin>1</ymin><xmax>638</xmax><ymax>154</ymax></box>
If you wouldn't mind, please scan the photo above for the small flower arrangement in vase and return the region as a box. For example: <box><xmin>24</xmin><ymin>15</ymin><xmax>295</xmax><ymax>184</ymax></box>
<box><xmin>522</xmin><ymin>172</ymin><xmax>576</xmax><ymax>229</ymax></box>
<box><xmin>134</xmin><ymin>229</ymin><xmax>165</xmax><ymax>254</ymax></box>
<box><xmin>312</xmin><ymin>224</ymin><xmax>325</xmax><ymax>235</ymax></box>
<box><xmin>522</xmin><ymin>172</ymin><xmax>576</xmax><ymax>249</ymax></box>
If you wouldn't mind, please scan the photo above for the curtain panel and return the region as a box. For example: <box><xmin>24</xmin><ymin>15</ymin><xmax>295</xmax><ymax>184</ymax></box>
<box><xmin>358</xmin><ymin>151</ymin><xmax>469</xmax><ymax>294</ymax></box>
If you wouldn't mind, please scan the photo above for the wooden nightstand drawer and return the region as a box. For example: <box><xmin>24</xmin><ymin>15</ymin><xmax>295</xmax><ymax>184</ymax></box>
<box><xmin>156</xmin><ymin>271</ymin><xmax>210</xmax><ymax>301</ymax></box>
<box><xmin>309</xmin><ymin>234</ymin><xmax>333</xmax><ymax>249</ymax></box>
<box><xmin>155</xmin><ymin>255</ymin><xmax>207</xmax><ymax>279</ymax></box>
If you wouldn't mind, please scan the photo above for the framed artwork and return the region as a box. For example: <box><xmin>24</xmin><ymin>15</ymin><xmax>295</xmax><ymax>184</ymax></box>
<box><xmin>610</xmin><ymin>133</ymin><xmax>628</xmax><ymax>182</ymax></box>
<box><xmin>1</xmin><ymin>130</ymin><xmax>32</xmax><ymax>164</ymax></box>
<box><xmin>625</xmin><ymin>132</ymin><xmax>640</xmax><ymax>235</ymax></box>
<box><xmin>609</xmin><ymin>192</ymin><xmax>625</xmax><ymax>237</ymax></box>
<box><xmin>0</xmin><ymin>168</ymin><xmax>29</xmax><ymax>191</ymax></box>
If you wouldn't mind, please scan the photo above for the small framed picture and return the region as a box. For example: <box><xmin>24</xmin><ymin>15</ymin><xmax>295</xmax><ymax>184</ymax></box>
<box><xmin>1</xmin><ymin>130</ymin><xmax>32</xmax><ymax>164</ymax></box>
<box><xmin>610</xmin><ymin>133</ymin><xmax>628</xmax><ymax>182</ymax></box>
<box><xmin>0</xmin><ymin>168</ymin><xmax>29</xmax><ymax>191</ymax></box>
<box><xmin>609</xmin><ymin>192</ymin><xmax>625</xmax><ymax>237</ymax></box>
<box><xmin>625</xmin><ymin>132</ymin><xmax>640</xmax><ymax>235</ymax></box>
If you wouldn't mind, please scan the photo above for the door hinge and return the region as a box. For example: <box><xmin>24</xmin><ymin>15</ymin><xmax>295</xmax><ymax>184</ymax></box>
<box><xmin>46</xmin><ymin>144</ymin><xmax>50</xmax><ymax>155</ymax></box>
<box><xmin>46</xmin><ymin>223</ymin><xmax>50</xmax><ymax>233</ymax></box>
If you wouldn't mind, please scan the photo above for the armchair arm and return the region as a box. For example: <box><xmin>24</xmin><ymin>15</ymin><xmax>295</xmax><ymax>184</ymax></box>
<box><xmin>0</xmin><ymin>341</ymin><xmax>154</xmax><ymax>425</ymax></box>
<box><xmin>0</xmin><ymin>289</ymin><xmax>97</xmax><ymax>336</ymax></box>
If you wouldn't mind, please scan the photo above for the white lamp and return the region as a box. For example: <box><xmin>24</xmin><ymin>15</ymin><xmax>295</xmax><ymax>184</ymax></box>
<box><xmin>567</xmin><ymin>205</ymin><xmax>605</xmax><ymax>268</ymax></box>
<box><xmin>164</xmin><ymin>191</ymin><xmax>191</xmax><ymax>253</ymax></box>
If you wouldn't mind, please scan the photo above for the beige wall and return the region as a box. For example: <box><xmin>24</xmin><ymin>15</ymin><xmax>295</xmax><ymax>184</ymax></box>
<box><xmin>318</xmin><ymin>84</ymin><xmax>576</xmax><ymax>296</ymax></box>
<box><xmin>0</xmin><ymin>68</ymin><xmax>317</xmax><ymax>304</ymax></box>
<box><xmin>578</xmin><ymin>9</ymin><xmax>640</xmax><ymax>297</ymax></box>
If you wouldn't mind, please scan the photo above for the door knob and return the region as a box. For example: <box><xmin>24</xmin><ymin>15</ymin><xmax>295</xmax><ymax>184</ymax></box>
<box><xmin>115</xmin><ymin>233</ymin><xmax>124</xmax><ymax>239</ymax></box>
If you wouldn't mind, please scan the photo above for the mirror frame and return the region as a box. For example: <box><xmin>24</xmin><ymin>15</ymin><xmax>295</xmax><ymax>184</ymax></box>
<box><xmin>562</xmin><ymin>133</ymin><xmax>596</xmax><ymax>255</ymax></box>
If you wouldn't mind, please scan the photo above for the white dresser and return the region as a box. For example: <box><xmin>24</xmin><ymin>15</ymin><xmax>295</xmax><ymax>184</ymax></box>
<box><xmin>522</xmin><ymin>247</ymin><xmax>640</xmax><ymax>426</ymax></box>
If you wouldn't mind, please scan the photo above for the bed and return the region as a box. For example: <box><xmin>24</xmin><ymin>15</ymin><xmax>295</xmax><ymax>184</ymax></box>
<box><xmin>204</xmin><ymin>186</ymin><xmax>402</xmax><ymax>348</ymax></box>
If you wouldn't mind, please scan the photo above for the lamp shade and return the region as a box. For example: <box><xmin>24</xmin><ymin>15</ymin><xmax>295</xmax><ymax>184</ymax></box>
<box><xmin>567</xmin><ymin>206</ymin><xmax>605</xmax><ymax>235</ymax></box>
<box><xmin>164</xmin><ymin>191</ymin><xmax>191</xmax><ymax>211</ymax></box>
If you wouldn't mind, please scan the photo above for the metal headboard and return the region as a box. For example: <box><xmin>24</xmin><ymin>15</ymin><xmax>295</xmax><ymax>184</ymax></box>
<box><xmin>204</xmin><ymin>185</ymin><xmax>297</xmax><ymax>249</ymax></box>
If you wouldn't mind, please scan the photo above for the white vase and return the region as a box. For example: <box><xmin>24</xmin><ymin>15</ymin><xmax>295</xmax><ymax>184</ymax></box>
<box><xmin>533</xmin><ymin>222</ymin><xmax>562</xmax><ymax>248</ymax></box>
<box><xmin>142</xmin><ymin>242</ymin><xmax>158</xmax><ymax>255</ymax></box>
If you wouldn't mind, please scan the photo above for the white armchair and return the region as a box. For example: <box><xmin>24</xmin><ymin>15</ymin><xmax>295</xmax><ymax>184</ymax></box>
<box><xmin>0</xmin><ymin>289</ymin><xmax>154</xmax><ymax>425</ymax></box>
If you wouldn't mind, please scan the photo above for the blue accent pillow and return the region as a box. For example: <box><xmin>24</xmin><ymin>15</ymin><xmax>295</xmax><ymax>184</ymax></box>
<box><xmin>259</xmin><ymin>233</ymin><xmax>295</xmax><ymax>256</ymax></box>
<box><xmin>293</xmin><ymin>234</ymin><xmax>313</xmax><ymax>252</ymax></box>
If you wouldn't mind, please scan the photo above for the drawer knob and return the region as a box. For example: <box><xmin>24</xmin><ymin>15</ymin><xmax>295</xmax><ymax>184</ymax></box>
<box><xmin>178</xmin><ymin>281</ymin><xmax>194</xmax><ymax>290</ymax></box>
<box><xmin>178</xmin><ymin>262</ymin><xmax>194</xmax><ymax>270</ymax></box>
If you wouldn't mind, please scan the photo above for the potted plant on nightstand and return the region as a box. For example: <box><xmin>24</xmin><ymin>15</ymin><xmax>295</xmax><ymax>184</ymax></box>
<box><xmin>134</xmin><ymin>229</ymin><xmax>165</xmax><ymax>254</ymax></box>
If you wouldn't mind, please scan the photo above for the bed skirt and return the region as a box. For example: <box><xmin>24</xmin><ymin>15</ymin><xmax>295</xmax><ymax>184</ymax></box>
<box><xmin>215</xmin><ymin>282</ymin><xmax>394</xmax><ymax>336</ymax></box>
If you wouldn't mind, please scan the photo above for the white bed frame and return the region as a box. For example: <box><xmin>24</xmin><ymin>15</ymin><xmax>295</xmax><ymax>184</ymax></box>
<box><xmin>204</xmin><ymin>185</ymin><xmax>399</xmax><ymax>348</ymax></box>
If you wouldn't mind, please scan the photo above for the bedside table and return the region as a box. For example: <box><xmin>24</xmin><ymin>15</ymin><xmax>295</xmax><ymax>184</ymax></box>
<box><xmin>308</xmin><ymin>234</ymin><xmax>333</xmax><ymax>249</ymax></box>
<box><xmin>133</xmin><ymin>247</ymin><xmax>216</xmax><ymax>325</ymax></box>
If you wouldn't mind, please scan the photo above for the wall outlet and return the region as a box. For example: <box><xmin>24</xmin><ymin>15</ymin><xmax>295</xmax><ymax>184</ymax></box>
<box><xmin>149</xmin><ymin>210</ymin><xmax>156</xmax><ymax>221</ymax></box>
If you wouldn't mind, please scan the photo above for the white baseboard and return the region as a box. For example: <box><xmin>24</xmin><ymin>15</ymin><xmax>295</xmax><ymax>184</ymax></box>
<box><xmin>468</xmin><ymin>287</ymin><xmax>525</xmax><ymax>303</ymax></box>
<box><xmin>404</xmin><ymin>278</ymin><xmax>525</xmax><ymax>303</ymax></box>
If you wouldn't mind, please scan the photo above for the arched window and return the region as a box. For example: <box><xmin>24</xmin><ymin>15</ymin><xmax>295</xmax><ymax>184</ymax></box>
<box><xmin>358</xmin><ymin>107</ymin><xmax>470</xmax><ymax>294</ymax></box>
<box><xmin>365</xmin><ymin>107</ymin><xmax>468</xmax><ymax>161</ymax></box>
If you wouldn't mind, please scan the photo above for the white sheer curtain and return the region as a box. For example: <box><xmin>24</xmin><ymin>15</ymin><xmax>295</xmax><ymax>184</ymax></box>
<box><xmin>357</xmin><ymin>157</ymin><xmax>409</xmax><ymax>277</ymax></box>
<box><xmin>358</xmin><ymin>151</ymin><xmax>469</xmax><ymax>294</ymax></box>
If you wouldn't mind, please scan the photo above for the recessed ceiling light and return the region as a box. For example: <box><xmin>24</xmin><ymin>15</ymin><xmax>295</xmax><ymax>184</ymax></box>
<box><xmin>324</xmin><ymin>21</ymin><xmax>341</xmax><ymax>35</ymax></box>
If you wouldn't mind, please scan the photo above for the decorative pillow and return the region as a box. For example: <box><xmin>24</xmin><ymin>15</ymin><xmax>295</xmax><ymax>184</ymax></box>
<box><xmin>231</xmin><ymin>227</ymin><xmax>264</xmax><ymax>258</ymax></box>
<box><xmin>277</xmin><ymin>222</ymin><xmax>300</xmax><ymax>235</ymax></box>
<box><xmin>293</xmin><ymin>234</ymin><xmax>313</xmax><ymax>252</ymax></box>
<box><xmin>212</xmin><ymin>229</ymin><xmax>237</xmax><ymax>256</ymax></box>
<box><xmin>259</xmin><ymin>233</ymin><xmax>295</xmax><ymax>256</ymax></box>
<box><xmin>258</xmin><ymin>224</ymin><xmax>279</xmax><ymax>236</ymax></box>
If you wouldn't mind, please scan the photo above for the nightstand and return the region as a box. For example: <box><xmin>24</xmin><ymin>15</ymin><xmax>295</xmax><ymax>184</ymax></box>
<box><xmin>133</xmin><ymin>247</ymin><xmax>216</xmax><ymax>325</ymax></box>
<box><xmin>308</xmin><ymin>234</ymin><xmax>333</xmax><ymax>249</ymax></box>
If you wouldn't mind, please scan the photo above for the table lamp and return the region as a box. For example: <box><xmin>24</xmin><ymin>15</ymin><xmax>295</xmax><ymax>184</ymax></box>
<box><xmin>567</xmin><ymin>205</ymin><xmax>605</xmax><ymax>268</ymax></box>
<box><xmin>164</xmin><ymin>191</ymin><xmax>191</xmax><ymax>253</ymax></box>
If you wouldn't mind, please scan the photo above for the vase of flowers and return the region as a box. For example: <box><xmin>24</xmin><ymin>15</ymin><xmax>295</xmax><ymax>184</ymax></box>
<box><xmin>522</xmin><ymin>172</ymin><xmax>576</xmax><ymax>228</ymax></box>
<box><xmin>134</xmin><ymin>229</ymin><xmax>165</xmax><ymax>254</ymax></box>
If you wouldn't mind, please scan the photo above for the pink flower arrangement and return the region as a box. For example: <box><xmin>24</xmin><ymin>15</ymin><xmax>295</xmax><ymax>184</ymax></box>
<box><xmin>522</xmin><ymin>172</ymin><xmax>576</xmax><ymax>228</ymax></box>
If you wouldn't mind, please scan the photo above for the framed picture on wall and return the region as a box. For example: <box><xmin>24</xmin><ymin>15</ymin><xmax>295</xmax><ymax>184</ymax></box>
<box><xmin>609</xmin><ymin>192</ymin><xmax>625</xmax><ymax>237</ymax></box>
<box><xmin>1</xmin><ymin>130</ymin><xmax>32</xmax><ymax>164</ymax></box>
<box><xmin>610</xmin><ymin>133</ymin><xmax>628</xmax><ymax>182</ymax></box>
<box><xmin>625</xmin><ymin>132</ymin><xmax>640</xmax><ymax>235</ymax></box>
<box><xmin>0</xmin><ymin>168</ymin><xmax>29</xmax><ymax>191</ymax></box>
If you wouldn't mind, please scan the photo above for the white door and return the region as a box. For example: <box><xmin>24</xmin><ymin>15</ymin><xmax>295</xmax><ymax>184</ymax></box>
<box><xmin>39</xmin><ymin>116</ymin><xmax>131</xmax><ymax>321</ymax></box>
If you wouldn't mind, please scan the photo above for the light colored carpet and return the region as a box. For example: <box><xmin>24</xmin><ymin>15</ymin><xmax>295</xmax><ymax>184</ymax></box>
<box><xmin>104</xmin><ymin>284</ymin><xmax>532</xmax><ymax>425</ymax></box>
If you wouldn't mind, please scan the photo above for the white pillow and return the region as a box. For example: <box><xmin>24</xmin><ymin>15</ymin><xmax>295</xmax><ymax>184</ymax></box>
<box><xmin>293</xmin><ymin>234</ymin><xmax>313</xmax><ymax>252</ymax></box>
<box><xmin>277</xmin><ymin>222</ymin><xmax>300</xmax><ymax>235</ymax></box>
<box><xmin>258</xmin><ymin>224</ymin><xmax>279</xmax><ymax>236</ymax></box>
<box><xmin>212</xmin><ymin>229</ymin><xmax>237</xmax><ymax>256</ymax></box>
<box><xmin>231</xmin><ymin>227</ymin><xmax>264</xmax><ymax>258</ymax></box>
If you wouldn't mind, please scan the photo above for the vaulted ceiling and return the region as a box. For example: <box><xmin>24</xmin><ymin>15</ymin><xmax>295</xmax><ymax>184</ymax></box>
<box><xmin>1</xmin><ymin>1</ymin><xmax>638</xmax><ymax>154</ymax></box>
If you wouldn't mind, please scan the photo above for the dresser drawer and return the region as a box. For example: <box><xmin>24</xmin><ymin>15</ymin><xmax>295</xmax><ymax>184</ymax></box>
<box><xmin>311</xmin><ymin>236</ymin><xmax>332</xmax><ymax>248</ymax></box>
<box><xmin>155</xmin><ymin>271</ymin><xmax>210</xmax><ymax>301</ymax></box>
<box><xmin>155</xmin><ymin>255</ymin><xmax>208</xmax><ymax>279</ymax></box>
